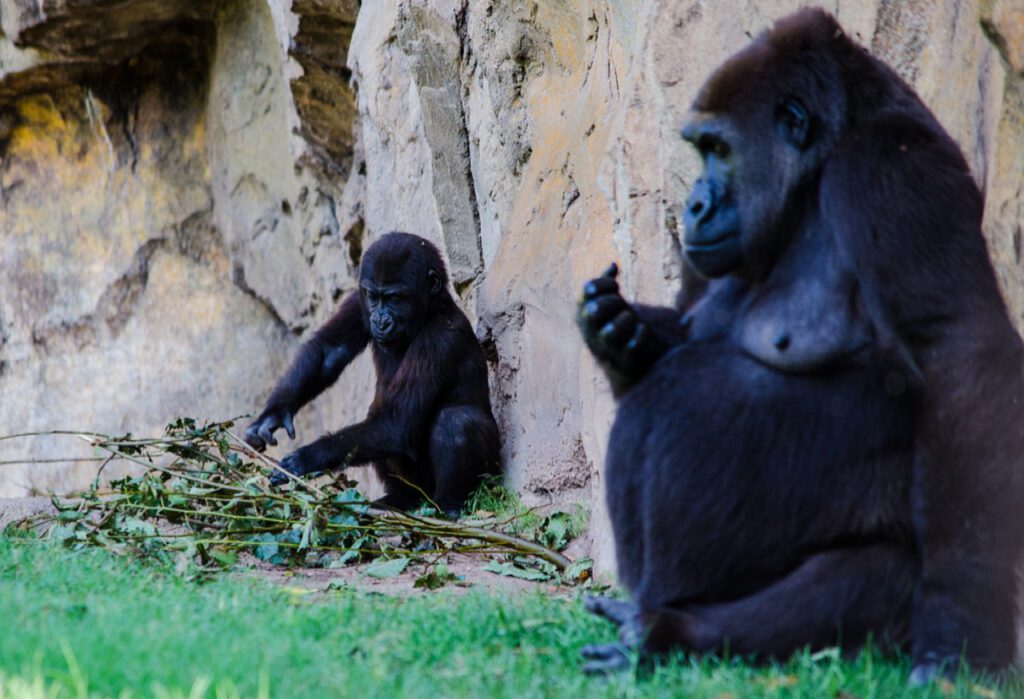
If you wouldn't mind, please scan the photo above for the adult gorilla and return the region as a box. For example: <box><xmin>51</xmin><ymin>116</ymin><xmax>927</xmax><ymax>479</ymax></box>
<box><xmin>245</xmin><ymin>232</ymin><xmax>500</xmax><ymax>517</ymax></box>
<box><xmin>578</xmin><ymin>8</ymin><xmax>1024</xmax><ymax>682</ymax></box>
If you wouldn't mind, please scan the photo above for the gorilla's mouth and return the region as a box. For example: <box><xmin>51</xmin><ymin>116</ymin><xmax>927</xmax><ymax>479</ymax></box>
<box><xmin>372</xmin><ymin>329</ymin><xmax>405</xmax><ymax>351</ymax></box>
<box><xmin>684</xmin><ymin>230</ymin><xmax>742</xmax><ymax>277</ymax></box>
<box><xmin>684</xmin><ymin>230</ymin><xmax>738</xmax><ymax>252</ymax></box>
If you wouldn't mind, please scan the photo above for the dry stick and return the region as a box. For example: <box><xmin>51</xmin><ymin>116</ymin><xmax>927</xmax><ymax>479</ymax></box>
<box><xmin>365</xmin><ymin>507</ymin><xmax>572</xmax><ymax>571</ymax></box>
<box><xmin>224</xmin><ymin>431</ymin><xmax>328</xmax><ymax>499</ymax></box>
<box><xmin>83</xmin><ymin>439</ymin><xmax>281</xmax><ymax>501</ymax></box>
<box><xmin>0</xmin><ymin>430</ymin><xmax>108</xmax><ymax>442</ymax></box>
<box><xmin>0</xmin><ymin>457</ymin><xmax>108</xmax><ymax>465</ymax></box>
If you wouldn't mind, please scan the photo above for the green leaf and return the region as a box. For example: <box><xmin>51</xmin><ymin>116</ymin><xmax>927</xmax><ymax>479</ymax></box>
<box><xmin>209</xmin><ymin>549</ymin><xmax>238</xmax><ymax>568</ymax></box>
<box><xmin>563</xmin><ymin>558</ymin><xmax>593</xmax><ymax>585</ymax></box>
<box><xmin>333</xmin><ymin>536</ymin><xmax>368</xmax><ymax>566</ymax></box>
<box><xmin>413</xmin><ymin>564</ymin><xmax>459</xmax><ymax>590</ymax></box>
<box><xmin>363</xmin><ymin>557</ymin><xmax>409</xmax><ymax>579</ymax></box>
<box><xmin>538</xmin><ymin>512</ymin><xmax>572</xmax><ymax>551</ymax></box>
<box><xmin>48</xmin><ymin>524</ymin><xmax>78</xmax><ymax>543</ymax></box>
<box><xmin>252</xmin><ymin>533</ymin><xmax>279</xmax><ymax>562</ymax></box>
<box><xmin>483</xmin><ymin>561</ymin><xmax>551</xmax><ymax>581</ymax></box>
<box><xmin>116</xmin><ymin>516</ymin><xmax>158</xmax><ymax>537</ymax></box>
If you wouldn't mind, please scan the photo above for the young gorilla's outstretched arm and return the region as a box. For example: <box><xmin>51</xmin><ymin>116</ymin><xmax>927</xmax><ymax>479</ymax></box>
<box><xmin>578</xmin><ymin>264</ymin><xmax>688</xmax><ymax>395</ymax></box>
<box><xmin>244</xmin><ymin>293</ymin><xmax>369</xmax><ymax>451</ymax></box>
<box><xmin>273</xmin><ymin>315</ymin><xmax>455</xmax><ymax>481</ymax></box>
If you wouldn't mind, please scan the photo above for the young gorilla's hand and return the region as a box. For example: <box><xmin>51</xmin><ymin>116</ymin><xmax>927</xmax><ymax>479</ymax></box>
<box><xmin>243</xmin><ymin>407</ymin><xmax>295</xmax><ymax>451</ymax></box>
<box><xmin>577</xmin><ymin>264</ymin><xmax>653</xmax><ymax>377</ymax></box>
<box><xmin>268</xmin><ymin>437</ymin><xmax>335</xmax><ymax>486</ymax></box>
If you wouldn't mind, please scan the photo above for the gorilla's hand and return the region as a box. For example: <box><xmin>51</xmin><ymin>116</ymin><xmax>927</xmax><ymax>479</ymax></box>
<box><xmin>578</xmin><ymin>264</ymin><xmax>652</xmax><ymax>376</ymax></box>
<box><xmin>268</xmin><ymin>438</ymin><xmax>332</xmax><ymax>486</ymax></box>
<box><xmin>243</xmin><ymin>407</ymin><xmax>296</xmax><ymax>452</ymax></box>
<box><xmin>580</xmin><ymin>596</ymin><xmax>644</xmax><ymax>674</ymax></box>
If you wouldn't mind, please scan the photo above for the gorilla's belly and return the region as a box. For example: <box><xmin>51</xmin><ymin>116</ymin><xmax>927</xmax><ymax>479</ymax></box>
<box><xmin>605</xmin><ymin>340</ymin><xmax>915</xmax><ymax>605</ymax></box>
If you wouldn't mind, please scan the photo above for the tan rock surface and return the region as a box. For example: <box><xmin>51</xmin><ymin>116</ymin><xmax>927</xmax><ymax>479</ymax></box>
<box><xmin>1</xmin><ymin>1</ymin><xmax>1021</xmax><ymax>587</ymax></box>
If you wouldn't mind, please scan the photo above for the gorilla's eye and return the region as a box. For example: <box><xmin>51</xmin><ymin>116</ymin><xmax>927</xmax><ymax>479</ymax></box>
<box><xmin>776</xmin><ymin>98</ymin><xmax>811</xmax><ymax>149</ymax></box>
<box><xmin>698</xmin><ymin>134</ymin><xmax>730</xmax><ymax>159</ymax></box>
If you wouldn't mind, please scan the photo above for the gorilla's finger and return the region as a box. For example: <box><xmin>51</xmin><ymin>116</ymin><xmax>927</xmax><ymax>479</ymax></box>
<box><xmin>599</xmin><ymin>310</ymin><xmax>637</xmax><ymax>347</ymax></box>
<box><xmin>259</xmin><ymin>423</ymin><xmax>278</xmax><ymax>448</ymax></box>
<box><xmin>583</xmin><ymin>295</ymin><xmax>627</xmax><ymax>326</ymax></box>
<box><xmin>243</xmin><ymin>425</ymin><xmax>266</xmax><ymax>451</ymax></box>
<box><xmin>583</xmin><ymin>276</ymin><xmax>619</xmax><ymax>300</ymax></box>
<box><xmin>581</xmin><ymin>644</ymin><xmax>631</xmax><ymax>675</ymax></box>
<box><xmin>626</xmin><ymin>322</ymin><xmax>650</xmax><ymax>353</ymax></box>
<box><xmin>283</xmin><ymin>413</ymin><xmax>296</xmax><ymax>440</ymax></box>
<box><xmin>584</xmin><ymin>596</ymin><xmax>636</xmax><ymax>626</ymax></box>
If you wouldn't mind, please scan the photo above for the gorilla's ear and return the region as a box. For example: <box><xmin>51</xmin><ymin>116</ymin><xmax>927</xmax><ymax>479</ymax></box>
<box><xmin>427</xmin><ymin>269</ymin><xmax>443</xmax><ymax>296</ymax></box>
<box><xmin>776</xmin><ymin>97</ymin><xmax>811</xmax><ymax>149</ymax></box>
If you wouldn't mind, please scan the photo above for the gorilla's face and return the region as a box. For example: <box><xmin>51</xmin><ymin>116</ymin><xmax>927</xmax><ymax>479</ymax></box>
<box><xmin>359</xmin><ymin>254</ymin><xmax>443</xmax><ymax>352</ymax></box>
<box><xmin>361</xmin><ymin>279</ymin><xmax>418</xmax><ymax>350</ymax></box>
<box><xmin>680</xmin><ymin>33</ymin><xmax>845</xmax><ymax>279</ymax></box>
<box><xmin>680</xmin><ymin>115</ymin><xmax>745</xmax><ymax>278</ymax></box>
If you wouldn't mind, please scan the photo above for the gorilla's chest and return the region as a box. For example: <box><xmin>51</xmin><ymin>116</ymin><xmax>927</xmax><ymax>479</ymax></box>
<box><xmin>687</xmin><ymin>229</ymin><xmax>876</xmax><ymax>373</ymax></box>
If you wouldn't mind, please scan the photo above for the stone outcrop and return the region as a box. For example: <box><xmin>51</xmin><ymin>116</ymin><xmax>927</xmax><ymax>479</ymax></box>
<box><xmin>1</xmin><ymin>0</ymin><xmax>1021</xmax><ymax>580</ymax></box>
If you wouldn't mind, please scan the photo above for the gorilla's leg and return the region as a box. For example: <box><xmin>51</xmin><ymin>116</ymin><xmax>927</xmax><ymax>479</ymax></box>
<box><xmin>582</xmin><ymin>544</ymin><xmax>914</xmax><ymax>673</ymax></box>
<box><xmin>429</xmin><ymin>406</ymin><xmax>500</xmax><ymax>518</ymax></box>
<box><xmin>371</xmin><ymin>458</ymin><xmax>424</xmax><ymax>510</ymax></box>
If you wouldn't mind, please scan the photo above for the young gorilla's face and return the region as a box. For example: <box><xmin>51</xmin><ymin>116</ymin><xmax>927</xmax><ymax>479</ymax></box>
<box><xmin>358</xmin><ymin>252</ymin><xmax>441</xmax><ymax>352</ymax></box>
<box><xmin>360</xmin><ymin>275</ymin><xmax>419</xmax><ymax>350</ymax></box>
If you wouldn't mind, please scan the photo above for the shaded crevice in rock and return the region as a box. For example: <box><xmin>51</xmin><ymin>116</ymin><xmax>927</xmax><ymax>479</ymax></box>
<box><xmin>27</xmin><ymin>206</ymin><xmax>226</xmax><ymax>354</ymax></box>
<box><xmin>0</xmin><ymin>10</ymin><xmax>218</xmax><ymax>105</ymax></box>
<box><xmin>230</xmin><ymin>259</ymin><xmax>295</xmax><ymax>336</ymax></box>
<box><xmin>980</xmin><ymin>4</ymin><xmax>1024</xmax><ymax>78</ymax></box>
<box><xmin>30</xmin><ymin>237</ymin><xmax>165</xmax><ymax>351</ymax></box>
<box><xmin>343</xmin><ymin>217</ymin><xmax>365</xmax><ymax>269</ymax></box>
<box><xmin>7</xmin><ymin>1</ymin><xmax>214</xmax><ymax>61</ymax></box>
<box><xmin>289</xmin><ymin>0</ymin><xmax>360</xmax><ymax>178</ymax></box>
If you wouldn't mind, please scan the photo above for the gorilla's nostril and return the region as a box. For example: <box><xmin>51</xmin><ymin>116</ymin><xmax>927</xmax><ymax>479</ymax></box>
<box><xmin>690</xmin><ymin>201</ymin><xmax>705</xmax><ymax>216</ymax></box>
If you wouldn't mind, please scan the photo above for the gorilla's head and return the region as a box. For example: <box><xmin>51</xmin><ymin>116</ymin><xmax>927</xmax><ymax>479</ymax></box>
<box><xmin>679</xmin><ymin>9</ymin><xmax>855</xmax><ymax>279</ymax></box>
<box><xmin>358</xmin><ymin>232</ymin><xmax>448</xmax><ymax>351</ymax></box>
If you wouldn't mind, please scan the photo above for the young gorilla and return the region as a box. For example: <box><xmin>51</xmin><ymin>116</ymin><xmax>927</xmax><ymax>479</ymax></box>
<box><xmin>578</xmin><ymin>9</ymin><xmax>1024</xmax><ymax>683</ymax></box>
<box><xmin>245</xmin><ymin>232</ymin><xmax>500</xmax><ymax>517</ymax></box>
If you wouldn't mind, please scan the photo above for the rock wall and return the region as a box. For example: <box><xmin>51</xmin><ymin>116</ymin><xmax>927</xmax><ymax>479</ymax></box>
<box><xmin>1</xmin><ymin>0</ymin><xmax>1022</xmax><ymax>576</ymax></box>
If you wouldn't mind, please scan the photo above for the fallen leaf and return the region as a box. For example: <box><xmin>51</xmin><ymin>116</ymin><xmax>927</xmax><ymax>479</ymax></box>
<box><xmin>364</xmin><ymin>556</ymin><xmax>409</xmax><ymax>579</ymax></box>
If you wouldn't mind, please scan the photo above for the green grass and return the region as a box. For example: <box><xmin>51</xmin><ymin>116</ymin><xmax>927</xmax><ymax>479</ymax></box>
<box><xmin>0</xmin><ymin>537</ymin><xmax>1019</xmax><ymax>698</ymax></box>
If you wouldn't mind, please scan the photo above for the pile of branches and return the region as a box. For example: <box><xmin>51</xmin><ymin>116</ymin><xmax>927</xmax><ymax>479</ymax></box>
<box><xmin>6</xmin><ymin>418</ymin><xmax>590</xmax><ymax>585</ymax></box>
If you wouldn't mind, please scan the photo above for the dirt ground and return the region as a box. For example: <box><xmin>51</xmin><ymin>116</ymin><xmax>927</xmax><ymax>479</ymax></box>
<box><xmin>0</xmin><ymin>496</ymin><xmax>588</xmax><ymax>597</ymax></box>
<box><xmin>0</xmin><ymin>496</ymin><xmax>53</xmax><ymax>530</ymax></box>
<box><xmin>244</xmin><ymin>552</ymin><xmax>574</xmax><ymax>597</ymax></box>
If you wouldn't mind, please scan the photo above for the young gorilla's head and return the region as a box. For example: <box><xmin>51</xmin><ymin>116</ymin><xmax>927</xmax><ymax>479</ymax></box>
<box><xmin>358</xmin><ymin>232</ymin><xmax>449</xmax><ymax>351</ymax></box>
<box><xmin>680</xmin><ymin>9</ymin><xmax>859</xmax><ymax>279</ymax></box>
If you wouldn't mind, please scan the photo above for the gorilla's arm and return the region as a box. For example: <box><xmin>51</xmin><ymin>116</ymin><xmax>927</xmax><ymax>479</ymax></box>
<box><xmin>245</xmin><ymin>293</ymin><xmax>370</xmax><ymax>451</ymax></box>
<box><xmin>825</xmin><ymin>118</ymin><xmax>1024</xmax><ymax>673</ymax></box>
<box><xmin>578</xmin><ymin>264</ymin><xmax>688</xmax><ymax>394</ymax></box>
<box><xmin>273</xmin><ymin>313</ymin><xmax>458</xmax><ymax>480</ymax></box>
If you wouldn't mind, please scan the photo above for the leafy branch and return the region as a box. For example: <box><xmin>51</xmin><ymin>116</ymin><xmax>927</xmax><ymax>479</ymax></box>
<box><xmin>5</xmin><ymin>418</ymin><xmax>590</xmax><ymax>585</ymax></box>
